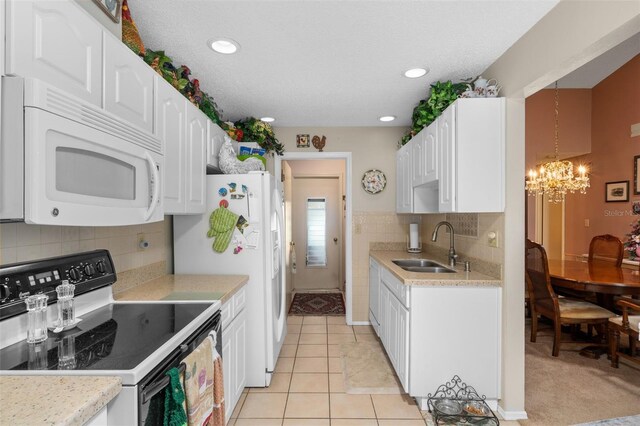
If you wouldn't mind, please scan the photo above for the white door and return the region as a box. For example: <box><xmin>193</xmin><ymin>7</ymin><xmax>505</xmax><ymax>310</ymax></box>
<box><xmin>411</xmin><ymin>135</ymin><xmax>424</xmax><ymax>186</ymax></box>
<box><xmin>292</xmin><ymin>177</ymin><xmax>341</xmax><ymax>290</ymax></box>
<box><xmin>156</xmin><ymin>77</ymin><xmax>186</xmax><ymax>214</ymax></box>
<box><xmin>7</xmin><ymin>0</ymin><xmax>103</xmax><ymax>106</ymax></box>
<box><xmin>103</xmin><ymin>34</ymin><xmax>154</xmax><ymax>133</ymax></box>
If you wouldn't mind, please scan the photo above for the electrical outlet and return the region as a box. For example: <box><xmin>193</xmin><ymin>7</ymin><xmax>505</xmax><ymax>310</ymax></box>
<box><xmin>355</xmin><ymin>224</ymin><xmax>362</xmax><ymax>234</ymax></box>
<box><xmin>488</xmin><ymin>231</ymin><xmax>498</xmax><ymax>248</ymax></box>
<box><xmin>584</xmin><ymin>219</ymin><xmax>590</xmax><ymax>227</ymax></box>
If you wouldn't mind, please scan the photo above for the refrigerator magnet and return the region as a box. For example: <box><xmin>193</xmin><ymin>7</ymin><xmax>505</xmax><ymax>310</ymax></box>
<box><xmin>218</xmin><ymin>187</ymin><xmax>228</xmax><ymax>197</ymax></box>
<box><xmin>219</xmin><ymin>199</ymin><xmax>229</xmax><ymax>208</ymax></box>
<box><xmin>228</xmin><ymin>182</ymin><xmax>237</xmax><ymax>192</ymax></box>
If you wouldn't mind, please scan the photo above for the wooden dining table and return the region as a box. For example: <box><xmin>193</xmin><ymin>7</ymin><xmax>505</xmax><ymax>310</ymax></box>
<box><xmin>548</xmin><ymin>259</ymin><xmax>640</xmax><ymax>358</ymax></box>
<box><xmin>548</xmin><ymin>260</ymin><xmax>640</xmax><ymax>304</ymax></box>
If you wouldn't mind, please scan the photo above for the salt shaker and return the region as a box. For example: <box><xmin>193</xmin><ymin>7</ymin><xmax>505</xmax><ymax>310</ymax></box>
<box><xmin>25</xmin><ymin>294</ymin><xmax>49</xmax><ymax>343</ymax></box>
<box><xmin>55</xmin><ymin>281</ymin><xmax>76</xmax><ymax>328</ymax></box>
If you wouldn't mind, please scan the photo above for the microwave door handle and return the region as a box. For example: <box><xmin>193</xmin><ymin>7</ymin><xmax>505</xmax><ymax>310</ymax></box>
<box><xmin>144</xmin><ymin>152</ymin><xmax>160</xmax><ymax>221</ymax></box>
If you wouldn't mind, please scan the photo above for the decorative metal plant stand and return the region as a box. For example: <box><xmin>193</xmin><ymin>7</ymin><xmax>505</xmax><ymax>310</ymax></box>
<box><xmin>427</xmin><ymin>375</ymin><xmax>500</xmax><ymax>425</ymax></box>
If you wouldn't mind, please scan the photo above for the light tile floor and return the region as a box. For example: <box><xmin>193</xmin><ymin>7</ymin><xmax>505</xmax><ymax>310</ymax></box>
<box><xmin>229</xmin><ymin>315</ymin><xmax>427</xmax><ymax>425</ymax></box>
<box><xmin>229</xmin><ymin>315</ymin><xmax>520</xmax><ymax>426</ymax></box>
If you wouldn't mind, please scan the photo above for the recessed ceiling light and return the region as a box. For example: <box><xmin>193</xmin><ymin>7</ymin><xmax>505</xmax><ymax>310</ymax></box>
<box><xmin>209</xmin><ymin>38</ymin><xmax>239</xmax><ymax>54</ymax></box>
<box><xmin>260</xmin><ymin>117</ymin><xmax>275</xmax><ymax>123</ymax></box>
<box><xmin>404</xmin><ymin>68</ymin><xmax>428</xmax><ymax>78</ymax></box>
<box><xmin>379</xmin><ymin>116</ymin><xmax>396</xmax><ymax>122</ymax></box>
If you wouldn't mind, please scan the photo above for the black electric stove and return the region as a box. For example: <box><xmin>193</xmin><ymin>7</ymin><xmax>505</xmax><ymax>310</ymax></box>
<box><xmin>0</xmin><ymin>302</ymin><xmax>210</xmax><ymax>371</ymax></box>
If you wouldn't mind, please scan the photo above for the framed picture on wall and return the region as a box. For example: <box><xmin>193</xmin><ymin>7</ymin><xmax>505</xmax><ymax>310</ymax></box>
<box><xmin>605</xmin><ymin>180</ymin><xmax>629</xmax><ymax>202</ymax></box>
<box><xmin>296</xmin><ymin>134</ymin><xmax>310</xmax><ymax>148</ymax></box>
<box><xmin>634</xmin><ymin>155</ymin><xmax>640</xmax><ymax>195</ymax></box>
<box><xmin>92</xmin><ymin>0</ymin><xmax>122</xmax><ymax>23</ymax></box>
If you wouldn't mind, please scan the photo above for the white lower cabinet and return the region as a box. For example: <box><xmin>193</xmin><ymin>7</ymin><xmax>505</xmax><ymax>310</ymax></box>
<box><xmin>372</xmin><ymin>257</ymin><xmax>500</xmax><ymax>408</ymax></box>
<box><xmin>221</xmin><ymin>287</ymin><xmax>247</xmax><ymax>424</ymax></box>
<box><xmin>368</xmin><ymin>258</ymin><xmax>381</xmax><ymax>335</ymax></box>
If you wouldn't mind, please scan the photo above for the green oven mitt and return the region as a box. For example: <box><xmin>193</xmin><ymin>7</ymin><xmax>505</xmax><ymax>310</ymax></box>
<box><xmin>207</xmin><ymin>207</ymin><xmax>239</xmax><ymax>253</ymax></box>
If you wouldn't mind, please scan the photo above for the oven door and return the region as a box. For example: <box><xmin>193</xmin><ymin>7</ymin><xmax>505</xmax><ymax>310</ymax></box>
<box><xmin>23</xmin><ymin>108</ymin><xmax>163</xmax><ymax>226</ymax></box>
<box><xmin>138</xmin><ymin>310</ymin><xmax>222</xmax><ymax>426</ymax></box>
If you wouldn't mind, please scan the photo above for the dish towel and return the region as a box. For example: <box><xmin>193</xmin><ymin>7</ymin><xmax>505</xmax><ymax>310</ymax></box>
<box><xmin>207</xmin><ymin>207</ymin><xmax>239</xmax><ymax>253</ymax></box>
<box><xmin>291</xmin><ymin>243</ymin><xmax>297</xmax><ymax>274</ymax></box>
<box><xmin>210</xmin><ymin>331</ymin><xmax>225</xmax><ymax>426</ymax></box>
<box><xmin>164</xmin><ymin>367</ymin><xmax>188</xmax><ymax>426</ymax></box>
<box><xmin>182</xmin><ymin>336</ymin><xmax>215</xmax><ymax>426</ymax></box>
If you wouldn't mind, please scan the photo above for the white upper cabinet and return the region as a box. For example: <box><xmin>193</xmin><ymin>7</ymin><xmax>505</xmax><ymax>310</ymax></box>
<box><xmin>185</xmin><ymin>106</ymin><xmax>207</xmax><ymax>213</ymax></box>
<box><xmin>207</xmin><ymin>120</ymin><xmax>227</xmax><ymax>171</ymax></box>
<box><xmin>440</xmin><ymin>98</ymin><xmax>505</xmax><ymax>213</ymax></box>
<box><xmin>423</xmin><ymin>123</ymin><xmax>438</xmax><ymax>184</ymax></box>
<box><xmin>103</xmin><ymin>34</ymin><xmax>154</xmax><ymax>133</ymax></box>
<box><xmin>156</xmin><ymin>75</ymin><xmax>206</xmax><ymax>215</ymax></box>
<box><xmin>6</xmin><ymin>0</ymin><xmax>102</xmax><ymax>106</ymax></box>
<box><xmin>398</xmin><ymin>98</ymin><xmax>505</xmax><ymax>214</ymax></box>
<box><xmin>156</xmin><ymin>77</ymin><xmax>186</xmax><ymax>213</ymax></box>
<box><xmin>396</xmin><ymin>143</ymin><xmax>413</xmax><ymax>213</ymax></box>
<box><xmin>438</xmin><ymin>105</ymin><xmax>455</xmax><ymax>212</ymax></box>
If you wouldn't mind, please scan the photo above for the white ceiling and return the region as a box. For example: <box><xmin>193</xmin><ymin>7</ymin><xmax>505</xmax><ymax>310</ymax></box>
<box><xmin>128</xmin><ymin>0</ymin><xmax>559</xmax><ymax>127</ymax></box>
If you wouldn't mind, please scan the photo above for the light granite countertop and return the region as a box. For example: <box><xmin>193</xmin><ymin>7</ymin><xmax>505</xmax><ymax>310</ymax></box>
<box><xmin>114</xmin><ymin>274</ymin><xmax>249</xmax><ymax>303</ymax></box>
<box><xmin>370</xmin><ymin>250</ymin><xmax>501</xmax><ymax>287</ymax></box>
<box><xmin>0</xmin><ymin>376</ymin><xmax>121</xmax><ymax>426</ymax></box>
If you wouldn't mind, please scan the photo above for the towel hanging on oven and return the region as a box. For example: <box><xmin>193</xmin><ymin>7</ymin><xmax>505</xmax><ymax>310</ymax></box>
<box><xmin>182</xmin><ymin>336</ymin><xmax>215</xmax><ymax>425</ymax></box>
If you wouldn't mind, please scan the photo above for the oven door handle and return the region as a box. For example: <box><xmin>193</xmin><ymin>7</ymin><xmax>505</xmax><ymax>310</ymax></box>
<box><xmin>140</xmin><ymin>344</ymin><xmax>189</xmax><ymax>404</ymax></box>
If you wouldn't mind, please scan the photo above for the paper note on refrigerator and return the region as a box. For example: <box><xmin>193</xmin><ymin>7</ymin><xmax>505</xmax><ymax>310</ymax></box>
<box><xmin>245</xmin><ymin>230</ymin><xmax>260</xmax><ymax>249</ymax></box>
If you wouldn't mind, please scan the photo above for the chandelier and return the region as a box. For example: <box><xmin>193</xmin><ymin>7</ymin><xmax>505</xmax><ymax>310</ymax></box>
<box><xmin>525</xmin><ymin>82</ymin><xmax>589</xmax><ymax>203</ymax></box>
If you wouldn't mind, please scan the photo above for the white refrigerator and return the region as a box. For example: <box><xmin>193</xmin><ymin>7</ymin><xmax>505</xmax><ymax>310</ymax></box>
<box><xmin>173</xmin><ymin>171</ymin><xmax>287</xmax><ymax>387</ymax></box>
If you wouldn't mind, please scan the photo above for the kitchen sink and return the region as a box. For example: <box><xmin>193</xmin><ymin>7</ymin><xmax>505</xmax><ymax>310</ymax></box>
<box><xmin>392</xmin><ymin>259</ymin><xmax>456</xmax><ymax>273</ymax></box>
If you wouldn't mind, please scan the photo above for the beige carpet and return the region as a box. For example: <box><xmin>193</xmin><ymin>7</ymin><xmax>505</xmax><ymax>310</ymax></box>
<box><xmin>340</xmin><ymin>341</ymin><xmax>404</xmax><ymax>394</ymax></box>
<box><xmin>521</xmin><ymin>327</ymin><xmax>640</xmax><ymax>426</ymax></box>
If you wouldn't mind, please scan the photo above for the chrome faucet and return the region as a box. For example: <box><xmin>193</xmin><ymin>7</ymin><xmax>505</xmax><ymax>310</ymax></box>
<box><xmin>431</xmin><ymin>221</ymin><xmax>458</xmax><ymax>267</ymax></box>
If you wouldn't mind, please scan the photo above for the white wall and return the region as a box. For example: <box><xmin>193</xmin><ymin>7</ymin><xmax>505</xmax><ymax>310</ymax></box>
<box><xmin>482</xmin><ymin>0</ymin><xmax>640</xmax><ymax>418</ymax></box>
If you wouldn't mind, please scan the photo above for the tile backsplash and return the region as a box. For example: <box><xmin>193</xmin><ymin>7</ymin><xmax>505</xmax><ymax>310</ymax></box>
<box><xmin>0</xmin><ymin>219</ymin><xmax>170</xmax><ymax>273</ymax></box>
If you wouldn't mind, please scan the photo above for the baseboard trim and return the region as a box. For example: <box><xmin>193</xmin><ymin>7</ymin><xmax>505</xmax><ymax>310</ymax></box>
<box><xmin>349</xmin><ymin>321</ymin><xmax>371</xmax><ymax>326</ymax></box>
<box><xmin>497</xmin><ymin>405</ymin><xmax>528</xmax><ymax>420</ymax></box>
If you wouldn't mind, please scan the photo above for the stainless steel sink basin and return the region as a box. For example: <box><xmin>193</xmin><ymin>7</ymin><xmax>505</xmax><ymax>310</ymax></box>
<box><xmin>392</xmin><ymin>259</ymin><xmax>456</xmax><ymax>273</ymax></box>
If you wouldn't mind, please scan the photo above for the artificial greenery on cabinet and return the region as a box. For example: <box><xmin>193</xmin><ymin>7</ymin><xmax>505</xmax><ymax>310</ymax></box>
<box><xmin>400</xmin><ymin>80</ymin><xmax>467</xmax><ymax>146</ymax></box>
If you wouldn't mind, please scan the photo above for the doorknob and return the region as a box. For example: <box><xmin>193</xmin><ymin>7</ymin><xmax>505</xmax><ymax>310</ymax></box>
<box><xmin>333</xmin><ymin>238</ymin><xmax>338</xmax><ymax>244</ymax></box>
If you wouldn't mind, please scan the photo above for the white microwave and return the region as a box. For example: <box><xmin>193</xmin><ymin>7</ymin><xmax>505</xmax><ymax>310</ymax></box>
<box><xmin>0</xmin><ymin>77</ymin><xmax>163</xmax><ymax>226</ymax></box>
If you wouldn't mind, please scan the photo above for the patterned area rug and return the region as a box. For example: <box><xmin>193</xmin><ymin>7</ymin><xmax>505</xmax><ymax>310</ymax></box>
<box><xmin>288</xmin><ymin>292</ymin><xmax>346</xmax><ymax>315</ymax></box>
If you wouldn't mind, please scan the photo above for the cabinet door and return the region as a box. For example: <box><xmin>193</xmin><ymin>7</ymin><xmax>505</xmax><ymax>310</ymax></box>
<box><xmin>379</xmin><ymin>283</ymin><xmax>389</xmax><ymax>350</ymax></box>
<box><xmin>222</xmin><ymin>324</ymin><xmax>234</xmax><ymax>425</ymax></box>
<box><xmin>7</xmin><ymin>0</ymin><xmax>102</xmax><ymax>106</ymax></box>
<box><xmin>438</xmin><ymin>104</ymin><xmax>455</xmax><ymax>212</ymax></box>
<box><xmin>386</xmin><ymin>291</ymin><xmax>400</xmax><ymax>371</ymax></box>
<box><xmin>156</xmin><ymin>77</ymin><xmax>186</xmax><ymax>214</ymax></box>
<box><xmin>411</xmin><ymin>136</ymin><xmax>424</xmax><ymax>187</ymax></box>
<box><xmin>103</xmin><ymin>34</ymin><xmax>154</xmax><ymax>133</ymax></box>
<box><xmin>396</xmin><ymin>145</ymin><xmax>413</xmax><ymax>213</ymax></box>
<box><xmin>369</xmin><ymin>258</ymin><xmax>380</xmax><ymax>330</ymax></box>
<box><xmin>207</xmin><ymin>120</ymin><xmax>227</xmax><ymax>170</ymax></box>
<box><xmin>233</xmin><ymin>309</ymin><xmax>247</xmax><ymax>405</ymax></box>
<box><xmin>185</xmin><ymin>105</ymin><xmax>207</xmax><ymax>213</ymax></box>
<box><xmin>424</xmin><ymin>124</ymin><xmax>438</xmax><ymax>183</ymax></box>
<box><xmin>396</xmin><ymin>302</ymin><xmax>409</xmax><ymax>391</ymax></box>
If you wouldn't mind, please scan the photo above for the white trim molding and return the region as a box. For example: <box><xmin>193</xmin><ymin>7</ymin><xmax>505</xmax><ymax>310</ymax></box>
<box><xmin>498</xmin><ymin>405</ymin><xmax>528</xmax><ymax>421</ymax></box>
<box><xmin>274</xmin><ymin>152</ymin><xmax>354</xmax><ymax>324</ymax></box>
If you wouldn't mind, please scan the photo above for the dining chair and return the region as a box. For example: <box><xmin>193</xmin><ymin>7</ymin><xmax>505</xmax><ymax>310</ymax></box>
<box><xmin>588</xmin><ymin>234</ymin><xmax>623</xmax><ymax>267</ymax></box>
<box><xmin>525</xmin><ymin>239</ymin><xmax>616</xmax><ymax>357</ymax></box>
<box><xmin>608</xmin><ymin>297</ymin><xmax>640</xmax><ymax>368</ymax></box>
